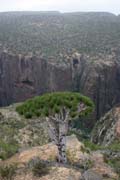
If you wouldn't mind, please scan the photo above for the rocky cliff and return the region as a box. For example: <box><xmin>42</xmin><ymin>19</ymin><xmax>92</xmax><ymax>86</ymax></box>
<box><xmin>0</xmin><ymin>52</ymin><xmax>120</xmax><ymax>121</ymax></box>
<box><xmin>0</xmin><ymin>52</ymin><xmax>72</xmax><ymax>106</ymax></box>
<box><xmin>72</xmin><ymin>53</ymin><xmax>120</xmax><ymax>120</ymax></box>
<box><xmin>91</xmin><ymin>105</ymin><xmax>120</xmax><ymax>146</ymax></box>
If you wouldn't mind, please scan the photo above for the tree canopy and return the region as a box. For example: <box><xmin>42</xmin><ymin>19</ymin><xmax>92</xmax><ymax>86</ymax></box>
<box><xmin>16</xmin><ymin>92</ymin><xmax>94</xmax><ymax>119</ymax></box>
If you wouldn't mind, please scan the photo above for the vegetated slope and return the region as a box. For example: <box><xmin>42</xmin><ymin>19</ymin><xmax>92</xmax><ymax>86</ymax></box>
<box><xmin>91</xmin><ymin>106</ymin><xmax>120</xmax><ymax>177</ymax></box>
<box><xmin>0</xmin><ymin>11</ymin><xmax>120</xmax><ymax>57</ymax></box>
<box><xmin>0</xmin><ymin>103</ymin><xmax>49</xmax><ymax>160</ymax></box>
<box><xmin>92</xmin><ymin>105</ymin><xmax>120</xmax><ymax>146</ymax></box>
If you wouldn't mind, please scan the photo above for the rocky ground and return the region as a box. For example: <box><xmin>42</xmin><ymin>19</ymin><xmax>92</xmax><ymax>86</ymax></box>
<box><xmin>0</xmin><ymin>135</ymin><xmax>119</xmax><ymax>180</ymax></box>
<box><xmin>0</xmin><ymin>104</ymin><xmax>119</xmax><ymax>180</ymax></box>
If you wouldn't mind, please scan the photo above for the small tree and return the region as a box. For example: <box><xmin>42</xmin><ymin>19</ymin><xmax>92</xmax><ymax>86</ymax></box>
<box><xmin>16</xmin><ymin>92</ymin><xmax>94</xmax><ymax>164</ymax></box>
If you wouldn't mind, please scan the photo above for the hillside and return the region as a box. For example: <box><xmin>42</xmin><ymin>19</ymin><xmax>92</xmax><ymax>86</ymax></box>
<box><xmin>0</xmin><ymin>12</ymin><xmax>120</xmax><ymax>58</ymax></box>
<box><xmin>0</xmin><ymin>104</ymin><xmax>119</xmax><ymax>179</ymax></box>
<box><xmin>0</xmin><ymin>12</ymin><xmax>120</xmax><ymax>179</ymax></box>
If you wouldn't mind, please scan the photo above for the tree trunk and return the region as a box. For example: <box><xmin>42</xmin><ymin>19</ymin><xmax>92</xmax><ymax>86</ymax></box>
<box><xmin>46</xmin><ymin>117</ymin><xmax>68</xmax><ymax>164</ymax></box>
<box><xmin>58</xmin><ymin>122</ymin><xmax>67</xmax><ymax>163</ymax></box>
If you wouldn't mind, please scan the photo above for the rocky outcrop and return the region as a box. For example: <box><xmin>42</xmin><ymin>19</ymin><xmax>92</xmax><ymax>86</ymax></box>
<box><xmin>82</xmin><ymin>169</ymin><xmax>103</xmax><ymax>180</ymax></box>
<box><xmin>91</xmin><ymin>105</ymin><xmax>120</xmax><ymax>145</ymax></box>
<box><xmin>4</xmin><ymin>135</ymin><xmax>118</xmax><ymax>180</ymax></box>
<box><xmin>0</xmin><ymin>51</ymin><xmax>120</xmax><ymax>122</ymax></box>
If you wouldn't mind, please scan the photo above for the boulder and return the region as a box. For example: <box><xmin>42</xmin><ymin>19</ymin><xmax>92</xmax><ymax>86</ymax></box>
<box><xmin>82</xmin><ymin>169</ymin><xmax>102</xmax><ymax>180</ymax></box>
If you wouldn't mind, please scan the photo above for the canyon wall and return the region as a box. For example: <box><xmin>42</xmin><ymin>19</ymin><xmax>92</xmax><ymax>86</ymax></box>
<box><xmin>0</xmin><ymin>52</ymin><xmax>120</xmax><ymax>121</ymax></box>
<box><xmin>0</xmin><ymin>52</ymin><xmax>72</xmax><ymax>106</ymax></box>
<box><xmin>72</xmin><ymin>53</ymin><xmax>120</xmax><ymax>120</ymax></box>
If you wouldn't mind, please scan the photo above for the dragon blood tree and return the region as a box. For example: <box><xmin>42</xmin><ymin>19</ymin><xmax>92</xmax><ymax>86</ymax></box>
<box><xmin>16</xmin><ymin>92</ymin><xmax>94</xmax><ymax>164</ymax></box>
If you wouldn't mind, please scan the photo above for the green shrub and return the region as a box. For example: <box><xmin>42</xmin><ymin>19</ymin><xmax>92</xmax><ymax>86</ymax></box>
<box><xmin>105</xmin><ymin>157</ymin><xmax>120</xmax><ymax>176</ymax></box>
<box><xmin>28</xmin><ymin>158</ymin><xmax>50</xmax><ymax>177</ymax></box>
<box><xmin>0</xmin><ymin>140</ymin><xmax>19</xmax><ymax>160</ymax></box>
<box><xmin>104</xmin><ymin>146</ymin><xmax>120</xmax><ymax>177</ymax></box>
<box><xmin>25</xmin><ymin>112</ymin><xmax>33</xmax><ymax>119</ymax></box>
<box><xmin>107</xmin><ymin>141</ymin><xmax>120</xmax><ymax>152</ymax></box>
<box><xmin>0</xmin><ymin>164</ymin><xmax>17</xmax><ymax>180</ymax></box>
<box><xmin>83</xmin><ymin>140</ymin><xmax>103</xmax><ymax>151</ymax></box>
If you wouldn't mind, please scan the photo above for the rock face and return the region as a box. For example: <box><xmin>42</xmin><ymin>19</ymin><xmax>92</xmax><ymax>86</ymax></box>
<box><xmin>91</xmin><ymin>105</ymin><xmax>120</xmax><ymax>145</ymax></box>
<box><xmin>0</xmin><ymin>52</ymin><xmax>72</xmax><ymax>106</ymax></box>
<box><xmin>71</xmin><ymin>53</ymin><xmax>120</xmax><ymax>120</ymax></box>
<box><xmin>0</xmin><ymin>52</ymin><xmax>120</xmax><ymax>121</ymax></box>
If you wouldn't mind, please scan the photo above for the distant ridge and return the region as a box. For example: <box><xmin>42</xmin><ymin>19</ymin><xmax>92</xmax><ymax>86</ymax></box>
<box><xmin>0</xmin><ymin>11</ymin><xmax>120</xmax><ymax>56</ymax></box>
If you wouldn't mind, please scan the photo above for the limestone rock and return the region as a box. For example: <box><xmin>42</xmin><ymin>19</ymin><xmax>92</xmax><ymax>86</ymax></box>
<box><xmin>91</xmin><ymin>106</ymin><xmax>120</xmax><ymax>145</ymax></box>
<box><xmin>82</xmin><ymin>169</ymin><xmax>103</xmax><ymax>180</ymax></box>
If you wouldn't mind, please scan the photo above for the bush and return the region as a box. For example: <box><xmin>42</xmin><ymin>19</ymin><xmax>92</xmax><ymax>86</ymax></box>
<box><xmin>0</xmin><ymin>164</ymin><xmax>17</xmax><ymax>180</ymax></box>
<box><xmin>0</xmin><ymin>140</ymin><xmax>19</xmax><ymax>160</ymax></box>
<box><xmin>25</xmin><ymin>112</ymin><xmax>33</xmax><ymax>119</ymax></box>
<box><xmin>83</xmin><ymin>140</ymin><xmax>103</xmax><ymax>151</ymax></box>
<box><xmin>28</xmin><ymin>157</ymin><xmax>50</xmax><ymax>177</ymax></box>
<box><xmin>107</xmin><ymin>141</ymin><xmax>120</xmax><ymax>152</ymax></box>
<box><xmin>104</xmin><ymin>150</ymin><xmax>120</xmax><ymax>177</ymax></box>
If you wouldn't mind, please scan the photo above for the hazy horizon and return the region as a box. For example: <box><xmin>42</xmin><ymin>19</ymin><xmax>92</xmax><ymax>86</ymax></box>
<box><xmin>0</xmin><ymin>0</ymin><xmax>119</xmax><ymax>15</ymax></box>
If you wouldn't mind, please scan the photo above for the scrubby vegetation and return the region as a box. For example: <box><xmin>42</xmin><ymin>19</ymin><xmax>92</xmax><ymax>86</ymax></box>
<box><xmin>0</xmin><ymin>139</ymin><xmax>19</xmax><ymax>160</ymax></box>
<box><xmin>107</xmin><ymin>141</ymin><xmax>120</xmax><ymax>152</ymax></box>
<box><xmin>0</xmin><ymin>12</ymin><xmax>120</xmax><ymax>58</ymax></box>
<box><xmin>28</xmin><ymin>158</ymin><xmax>51</xmax><ymax>177</ymax></box>
<box><xmin>83</xmin><ymin>140</ymin><xmax>103</xmax><ymax>151</ymax></box>
<box><xmin>103</xmin><ymin>141</ymin><xmax>120</xmax><ymax>177</ymax></box>
<box><xmin>0</xmin><ymin>105</ymin><xmax>49</xmax><ymax>160</ymax></box>
<box><xmin>0</xmin><ymin>122</ymin><xmax>19</xmax><ymax>160</ymax></box>
<box><xmin>106</xmin><ymin>158</ymin><xmax>120</xmax><ymax>175</ymax></box>
<box><xmin>0</xmin><ymin>164</ymin><xmax>17</xmax><ymax>180</ymax></box>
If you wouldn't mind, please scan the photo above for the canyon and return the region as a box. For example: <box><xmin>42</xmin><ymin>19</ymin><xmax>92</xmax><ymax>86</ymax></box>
<box><xmin>0</xmin><ymin>12</ymin><xmax>120</xmax><ymax>179</ymax></box>
<box><xmin>0</xmin><ymin>52</ymin><xmax>120</xmax><ymax>121</ymax></box>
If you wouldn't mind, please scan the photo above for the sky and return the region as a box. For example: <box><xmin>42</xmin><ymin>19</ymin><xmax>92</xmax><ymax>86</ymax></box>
<box><xmin>0</xmin><ymin>0</ymin><xmax>119</xmax><ymax>15</ymax></box>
